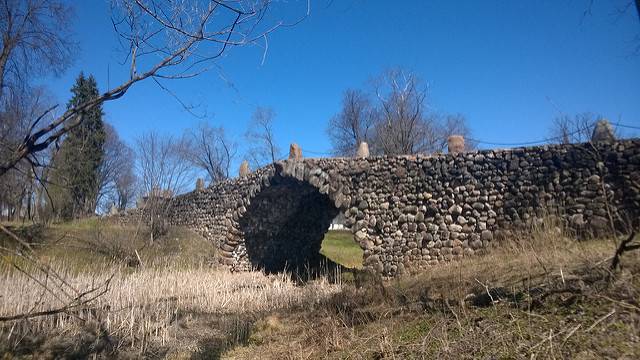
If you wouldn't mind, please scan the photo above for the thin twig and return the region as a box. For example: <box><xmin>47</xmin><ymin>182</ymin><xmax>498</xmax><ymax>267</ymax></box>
<box><xmin>586</xmin><ymin>309</ymin><xmax>616</xmax><ymax>332</ymax></box>
<box><xmin>562</xmin><ymin>324</ymin><xmax>581</xmax><ymax>345</ymax></box>
<box><xmin>475</xmin><ymin>278</ymin><xmax>496</xmax><ymax>304</ymax></box>
<box><xmin>0</xmin><ymin>274</ymin><xmax>113</xmax><ymax>322</ymax></box>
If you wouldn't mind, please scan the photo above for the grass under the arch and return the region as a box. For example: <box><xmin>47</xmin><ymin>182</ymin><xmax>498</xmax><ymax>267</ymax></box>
<box><xmin>320</xmin><ymin>230</ymin><xmax>364</xmax><ymax>269</ymax></box>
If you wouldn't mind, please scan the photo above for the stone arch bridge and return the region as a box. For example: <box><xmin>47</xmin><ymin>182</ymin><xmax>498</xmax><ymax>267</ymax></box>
<box><xmin>145</xmin><ymin>140</ymin><xmax>639</xmax><ymax>277</ymax></box>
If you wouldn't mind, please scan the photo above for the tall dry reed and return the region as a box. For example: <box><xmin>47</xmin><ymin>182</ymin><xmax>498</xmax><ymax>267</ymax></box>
<box><xmin>0</xmin><ymin>262</ymin><xmax>342</xmax><ymax>354</ymax></box>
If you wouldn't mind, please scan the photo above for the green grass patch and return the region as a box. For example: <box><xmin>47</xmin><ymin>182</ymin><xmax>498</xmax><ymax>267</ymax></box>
<box><xmin>320</xmin><ymin>230</ymin><xmax>363</xmax><ymax>269</ymax></box>
<box><xmin>1</xmin><ymin>219</ymin><xmax>216</xmax><ymax>273</ymax></box>
<box><xmin>396</xmin><ymin>319</ymin><xmax>432</xmax><ymax>343</ymax></box>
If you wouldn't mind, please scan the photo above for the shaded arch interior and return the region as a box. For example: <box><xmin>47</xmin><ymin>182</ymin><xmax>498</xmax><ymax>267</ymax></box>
<box><xmin>238</xmin><ymin>175</ymin><xmax>342</xmax><ymax>273</ymax></box>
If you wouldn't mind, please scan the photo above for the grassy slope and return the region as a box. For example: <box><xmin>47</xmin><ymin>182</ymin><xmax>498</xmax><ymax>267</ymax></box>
<box><xmin>2</xmin><ymin>223</ymin><xmax>361</xmax><ymax>270</ymax></box>
<box><xmin>320</xmin><ymin>230</ymin><xmax>363</xmax><ymax>269</ymax></box>
<box><xmin>1</xmin><ymin>218</ymin><xmax>216</xmax><ymax>272</ymax></box>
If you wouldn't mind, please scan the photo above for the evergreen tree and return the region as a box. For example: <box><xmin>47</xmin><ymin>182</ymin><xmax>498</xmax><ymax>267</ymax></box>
<box><xmin>49</xmin><ymin>73</ymin><xmax>106</xmax><ymax>220</ymax></box>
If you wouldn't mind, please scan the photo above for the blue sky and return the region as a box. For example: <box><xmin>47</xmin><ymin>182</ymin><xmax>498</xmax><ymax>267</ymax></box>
<box><xmin>44</xmin><ymin>0</ymin><xmax>640</xmax><ymax>168</ymax></box>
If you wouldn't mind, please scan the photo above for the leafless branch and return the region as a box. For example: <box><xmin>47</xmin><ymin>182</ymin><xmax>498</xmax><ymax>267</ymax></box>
<box><xmin>245</xmin><ymin>106</ymin><xmax>280</xmax><ymax>167</ymax></box>
<box><xmin>1</xmin><ymin>0</ymin><xmax>299</xmax><ymax>176</ymax></box>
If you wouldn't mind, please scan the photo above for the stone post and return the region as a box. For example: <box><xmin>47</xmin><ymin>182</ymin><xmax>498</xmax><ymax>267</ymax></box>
<box><xmin>195</xmin><ymin>178</ymin><xmax>205</xmax><ymax>191</ymax></box>
<box><xmin>447</xmin><ymin>135</ymin><xmax>465</xmax><ymax>154</ymax></box>
<box><xmin>239</xmin><ymin>160</ymin><xmax>250</xmax><ymax>177</ymax></box>
<box><xmin>289</xmin><ymin>143</ymin><xmax>303</xmax><ymax>160</ymax></box>
<box><xmin>591</xmin><ymin>119</ymin><xmax>615</xmax><ymax>143</ymax></box>
<box><xmin>356</xmin><ymin>142</ymin><xmax>370</xmax><ymax>158</ymax></box>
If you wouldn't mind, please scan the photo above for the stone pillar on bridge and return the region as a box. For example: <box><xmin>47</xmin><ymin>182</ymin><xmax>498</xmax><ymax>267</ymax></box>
<box><xmin>289</xmin><ymin>143</ymin><xmax>303</xmax><ymax>160</ymax></box>
<box><xmin>448</xmin><ymin>135</ymin><xmax>465</xmax><ymax>154</ymax></box>
<box><xmin>356</xmin><ymin>142</ymin><xmax>370</xmax><ymax>158</ymax></box>
<box><xmin>195</xmin><ymin>178</ymin><xmax>205</xmax><ymax>191</ymax></box>
<box><xmin>239</xmin><ymin>160</ymin><xmax>250</xmax><ymax>177</ymax></box>
<box><xmin>591</xmin><ymin>119</ymin><xmax>615</xmax><ymax>143</ymax></box>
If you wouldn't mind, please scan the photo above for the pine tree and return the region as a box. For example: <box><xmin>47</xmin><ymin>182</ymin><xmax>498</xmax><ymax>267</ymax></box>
<box><xmin>49</xmin><ymin>73</ymin><xmax>106</xmax><ymax>220</ymax></box>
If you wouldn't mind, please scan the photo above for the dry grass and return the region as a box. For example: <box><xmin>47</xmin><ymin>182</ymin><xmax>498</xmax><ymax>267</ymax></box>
<box><xmin>227</xmin><ymin>223</ymin><xmax>640</xmax><ymax>359</ymax></box>
<box><xmin>0</xmin><ymin>262</ymin><xmax>342</xmax><ymax>358</ymax></box>
<box><xmin>2</xmin><ymin>218</ymin><xmax>639</xmax><ymax>359</ymax></box>
<box><xmin>0</xmin><ymin>220</ymin><xmax>343</xmax><ymax>358</ymax></box>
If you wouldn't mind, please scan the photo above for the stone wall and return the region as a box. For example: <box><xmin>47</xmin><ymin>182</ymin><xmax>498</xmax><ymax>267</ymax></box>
<box><xmin>127</xmin><ymin>140</ymin><xmax>640</xmax><ymax>277</ymax></box>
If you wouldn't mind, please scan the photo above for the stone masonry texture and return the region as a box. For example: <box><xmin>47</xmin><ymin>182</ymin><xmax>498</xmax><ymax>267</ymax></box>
<box><xmin>117</xmin><ymin>140</ymin><xmax>640</xmax><ymax>277</ymax></box>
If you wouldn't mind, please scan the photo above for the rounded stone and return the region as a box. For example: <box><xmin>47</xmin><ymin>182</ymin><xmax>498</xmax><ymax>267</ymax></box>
<box><xmin>448</xmin><ymin>204</ymin><xmax>463</xmax><ymax>215</ymax></box>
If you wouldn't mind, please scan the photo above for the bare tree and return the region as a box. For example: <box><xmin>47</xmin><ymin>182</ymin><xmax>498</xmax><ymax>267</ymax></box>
<box><xmin>245</xmin><ymin>106</ymin><xmax>280</xmax><ymax>168</ymax></box>
<box><xmin>136</xmin><ymin>132</ymin><xmax>193</xmax><ymax>198</ymax></box>
<box><xmin>0</xmin><ymin>0</ymin><xmax>300</xmax><ymax>176</ymax></box>
<box><xmin>0</xmin><ymin>165</ymin><xmax>29</xmax><ymax>220</ymax></box>
<box><xmin>115</xmin><ymin>166</ymin><xmax>137</xmax><ymax>211</ymax></box>
<box><xmin>549</xmin><ymin>113</ymin><xmax>603</xmax><ymax>144</ymax></box>
<box><xmin>184</xmin><ymin>122</ymin><xmax>236</xmax><ymax>184</ymax></box>
<box><xmin>97</xmin><ymin>123</ymin><xmax>136</xmax><ymax>212</ymax></box>
<box><xmin>0</xmin><ymin>0</ymin><xmax>75</xmax><ymax>101</ymax></box>
<box><xmin>0</xmin><ymin>0</ymin><xmax>73</xmax><ymax>219</ymax></box>
<box><xmin>327</xmin><ymin>69</ymin><xmax>474</xmax><ymax>156</ymax></box>
<box><xmin>135</xmin><ymin>131</ymin><xmax>194</xmax><ymax>240</ymax></box>
<box><xmin>372</xmin><ymin>68</ymin><xmax>440</xmax><ymax>155</ymax></box>
<box><xmin>0</xmin><ymin>0</ymin><xmax>74</xmax><ymax>186</ymax></box>
<box><xmin>0</xmin><ymin>86</ymin><xmax>54</xmax><ymax>221</ymax></box>
<box><xmin>327</xmin><ymin>89</ymin><xmax>374</xmax><ymax>156</ymax></box>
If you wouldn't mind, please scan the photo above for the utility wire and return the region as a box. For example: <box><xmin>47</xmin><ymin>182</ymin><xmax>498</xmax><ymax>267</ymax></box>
<box><xmin>303</xmin><ymin>149</ymin><xmax>333</xmax><ymax>156</ymax></box>
<box><xmin>289</xmin><ymin>122</ymin><xmax>638</xmax><ymax>154</ymax></box>
<box><xmin>468</xmin><ymin>122</ymin><xmax>638</xmax><ymax>147</ymax></box>
<box><xmin>616</xmin><ymin>124</ymin><xmax>640</xmax><ymax>130</ymax></box>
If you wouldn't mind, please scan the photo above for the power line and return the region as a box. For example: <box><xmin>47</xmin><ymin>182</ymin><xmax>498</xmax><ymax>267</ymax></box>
<box><xmin>468</xmin><ymin>122</ymin><xmax>638</xmax><ymax>147</ymax></box>
<box><xmin>616</xmin><ymin>124</ymin><xmax>640</xmax><ymax>130</ymax></box>
<box><xmin>280</xmin><ymin>122</ymin><xmax>639</xmax><ymax>157</ymax></box>
<box><xmin>303</xmin><ymin>149</ymin><xmax>333</xmax><ymax>156</ymax></box>
<box><xmin>467</xmin><ymin>137</ymin><xmax>556</xmax><ymax>147</ymax></box>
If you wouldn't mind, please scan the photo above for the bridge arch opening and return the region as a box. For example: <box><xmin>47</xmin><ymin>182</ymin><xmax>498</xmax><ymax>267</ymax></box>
<box><xmin>238</xmin><ymin>174</ymin><xmax>359</xmax><ymax>275</ymax></box>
